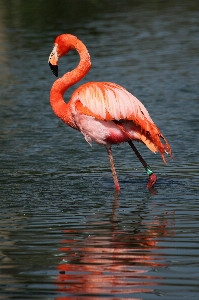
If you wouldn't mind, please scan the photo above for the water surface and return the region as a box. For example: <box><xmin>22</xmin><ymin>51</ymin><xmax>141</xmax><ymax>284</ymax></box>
<box><xmin>0</xmin><ymin>0</ymin><xmax>199</xmax><ymax>299</ymax></box>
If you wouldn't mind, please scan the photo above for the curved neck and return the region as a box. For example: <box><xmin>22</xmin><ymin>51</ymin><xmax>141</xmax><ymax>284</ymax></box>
<box><xmin>50</xmin><ymin>36</ymin><xmax>91</xmax><ymax>127</ymax></box>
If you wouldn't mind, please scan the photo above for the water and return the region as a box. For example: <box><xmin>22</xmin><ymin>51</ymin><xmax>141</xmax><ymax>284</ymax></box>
<box><xmin>0</xmin><ymin>0</ymin><xmax>199</xmax><ymax>299</ymax></box>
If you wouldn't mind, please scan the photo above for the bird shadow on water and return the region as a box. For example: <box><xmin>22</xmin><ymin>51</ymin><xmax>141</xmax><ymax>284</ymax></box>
<box><xmin>54</xmin><ymin>188</ymin><xmax>176</xmax><ymax>299</ymax></box>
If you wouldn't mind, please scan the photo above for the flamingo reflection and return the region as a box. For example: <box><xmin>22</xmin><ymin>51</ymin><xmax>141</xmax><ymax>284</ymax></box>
<box><xmin>55</xmin><ymin>194</ymin><xmax>175</xmax><ymax>299</ymax></box>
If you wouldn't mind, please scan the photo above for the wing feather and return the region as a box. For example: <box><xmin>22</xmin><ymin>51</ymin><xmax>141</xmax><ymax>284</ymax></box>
<box><xmin>71</xmin><ymin>82</ymin><xmax>172</xmax><ymax>160</ymax></box>
<box><xmin>72</xmin><ymin>82</ymin><xmax>153</xmax><ymax>122</ymax></box>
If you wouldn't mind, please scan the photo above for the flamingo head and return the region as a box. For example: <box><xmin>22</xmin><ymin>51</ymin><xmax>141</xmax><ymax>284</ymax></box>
<box><xmin>48</xmin><ymin>34</ymin><xmax>77</xmax><ymax>77</ymax></box>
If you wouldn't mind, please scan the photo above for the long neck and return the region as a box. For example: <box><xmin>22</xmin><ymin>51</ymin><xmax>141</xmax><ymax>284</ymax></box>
<box><xmin>50</xmin><ymin>37</ymin><xmax>91</xmax><ymax>128</ymax></box>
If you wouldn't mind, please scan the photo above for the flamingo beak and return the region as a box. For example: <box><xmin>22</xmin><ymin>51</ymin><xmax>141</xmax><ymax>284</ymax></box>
<box><xmin>48</xmin><ymin>45</ymin><xmax>58</xmax><ymax>77</ymax></box>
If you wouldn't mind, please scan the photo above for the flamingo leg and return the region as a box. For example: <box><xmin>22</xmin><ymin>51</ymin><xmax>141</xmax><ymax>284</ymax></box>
<box><xmin>128</xmin><ymin>140</ymin><xmax>157</xmax><ymax>189</ymax></box>
<box><xmin>106</xmin><ymin>146</ymin><xmax>120</xmax><ymax>191</ymax></box>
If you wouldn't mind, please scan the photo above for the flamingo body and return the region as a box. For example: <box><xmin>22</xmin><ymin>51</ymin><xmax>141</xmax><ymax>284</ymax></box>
<box><xmin>48</xmin><ymin>34</ymin><xmax>172</xmax><ymax>190</ymax></box>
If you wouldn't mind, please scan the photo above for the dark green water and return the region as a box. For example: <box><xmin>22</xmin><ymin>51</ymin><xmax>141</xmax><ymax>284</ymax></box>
<box><xmin>0</xmin><ymin>0</ymin><xmax>199</xmax><ymax>299</ymax></box>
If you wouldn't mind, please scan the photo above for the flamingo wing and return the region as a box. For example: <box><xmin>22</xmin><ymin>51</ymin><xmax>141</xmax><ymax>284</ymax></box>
<box><xmin>71</xmin><ymin>82</ymin><xmax>172</xmax><ymax>161</ymax></box>
<box><xmin>72</xmin><ymin>82</ymin><xmax>152</xmax><ymax>123</ymax></box>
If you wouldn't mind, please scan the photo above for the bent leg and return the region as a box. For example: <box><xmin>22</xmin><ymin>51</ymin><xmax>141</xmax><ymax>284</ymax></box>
<box><xmin>128</xmin><ymin>140</ymin><xmax>157</xmax><ymax>188</ymax></box>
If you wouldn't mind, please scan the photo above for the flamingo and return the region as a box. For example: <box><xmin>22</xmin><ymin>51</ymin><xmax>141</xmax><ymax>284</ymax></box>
<box><xmin>48</xmin><ymin>34</ymin><xmax>172</xmax><ymax>191</ymax></box>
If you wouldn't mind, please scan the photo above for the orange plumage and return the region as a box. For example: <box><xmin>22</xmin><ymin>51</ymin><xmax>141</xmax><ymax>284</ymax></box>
<box><xmin>48</xmin><ymin>34</ymin><xmax>172</xmax><ymax>190</ymax></box>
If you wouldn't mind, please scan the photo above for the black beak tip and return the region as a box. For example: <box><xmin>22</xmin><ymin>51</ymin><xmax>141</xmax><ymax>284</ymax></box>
<box><xmin>49</xmin><ymin>62</ymin><xmax>58</xmax><ymax>77</ymax></box>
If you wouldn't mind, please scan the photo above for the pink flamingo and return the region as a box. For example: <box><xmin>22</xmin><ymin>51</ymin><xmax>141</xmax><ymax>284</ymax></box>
<box><xmin>48</xmin><ymin>34</ymin><xmax>172</xmax><ymax>191</ymax></box>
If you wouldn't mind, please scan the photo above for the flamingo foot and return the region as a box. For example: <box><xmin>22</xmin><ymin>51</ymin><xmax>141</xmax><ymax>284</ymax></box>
<box><xmin>147</xmin><ymin>173</ymin><xmax>157</xmax><ymax>189</ymax></box>
<box><xmin>115</xmin><ymin>184</ymin><xmax>121</xmax><ymax>192</ymax></box>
